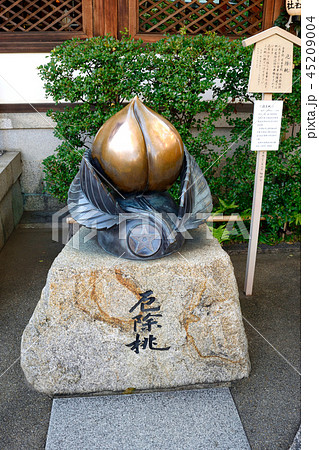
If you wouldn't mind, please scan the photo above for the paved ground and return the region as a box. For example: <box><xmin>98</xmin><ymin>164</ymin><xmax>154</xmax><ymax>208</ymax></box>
<box><xmin>0</xmin><ymin>229</ymin><xmax>62</xmax><ymax>450</ymax></box>
<box><xmin>0</xmin><ymin>227</ymin><xmax>300</xmax><ymax>450</ymax></box>
<box><xmin>230</xmin><ymin>251</ymin><xmax>301</xmax><ymax>449</ymax></box>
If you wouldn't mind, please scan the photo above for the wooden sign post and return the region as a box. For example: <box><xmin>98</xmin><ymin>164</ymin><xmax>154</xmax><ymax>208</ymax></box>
<box><xmin>242</xmin><ymin>27</ymin><xmax>301</xmax><ymax>296</ymax></box>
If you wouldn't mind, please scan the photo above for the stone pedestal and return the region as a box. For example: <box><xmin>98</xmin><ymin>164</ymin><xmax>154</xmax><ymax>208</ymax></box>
<box><xmin>21</xmin><ymin>225</ymin><xmax>250</xmax><ymax>395</ymax></box>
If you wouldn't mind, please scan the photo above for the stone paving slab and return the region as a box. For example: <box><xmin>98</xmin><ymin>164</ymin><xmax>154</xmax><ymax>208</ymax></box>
<box><xmin>45</xmin><ymin>388</ymin><xmax>250</xmax><ymax>450</ymax></box>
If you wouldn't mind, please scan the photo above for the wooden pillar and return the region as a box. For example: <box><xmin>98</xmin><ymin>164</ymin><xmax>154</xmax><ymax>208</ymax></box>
<box><xmin>93</xmin><ymin>0</ymin><xmax>118</xmax><ymax>37</ymax></box>
<box><xmin>118</xmin><ymin>0</ymin><xmax>129</xmax><ymax>38</ymax></box>
<box><xmin>82</xmin><ymin>0</ymin><xmax>93</xmax><ymax>37</ymax></box>
<box><xmin>262</xmin><ymin>0</ymin><xmax>285</xmax><ymax>30</ymax></box>
<box><xmin>273</xmin><ymin>0</ymin><xmax>285</xmax><ymax>23</ymax></box>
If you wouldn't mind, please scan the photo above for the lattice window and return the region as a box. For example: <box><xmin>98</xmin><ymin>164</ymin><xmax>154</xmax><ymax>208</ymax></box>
<box><xmin>0</xmin><ymin>0</ymin><xmax>83</xmax><ymax>32</ymax></box>
<box><xmin>138</xmin><ymin>0</ymin><xmax>264</xmax><ymax>37</ymax></box>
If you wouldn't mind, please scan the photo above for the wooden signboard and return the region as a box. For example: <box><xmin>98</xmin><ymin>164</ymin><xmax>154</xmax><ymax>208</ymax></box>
<box><xmin>247</xmin><ymin>35</ymin><xmax>294</xmax><ymax>93</ymax></box>
<box><xmin>242</xmin><ymin>27</ymin><xmax>301</xmax><ymax>296</ymax></box>
<box><xmin>243</xmin><ymin>27</ymin><xmax>300</xmax><ymax>94</ymax></box>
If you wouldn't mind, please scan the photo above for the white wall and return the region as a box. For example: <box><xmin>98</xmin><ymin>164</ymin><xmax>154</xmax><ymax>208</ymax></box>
<box><xmin>0</xmin><ymin>54</ymin><xmax>60</xmax><ymax>210</ymax></box>
<box><xmin>0</xmin><ymin>53</ymin><xmax>53</xmax><ymax>104</ymax></box>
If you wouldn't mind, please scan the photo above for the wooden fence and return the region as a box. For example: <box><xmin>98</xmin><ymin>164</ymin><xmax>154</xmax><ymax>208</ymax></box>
<box><xmin>0</xmin><ymin>0</ymin><xmax>284</xmax><ymax>51</ymax></box>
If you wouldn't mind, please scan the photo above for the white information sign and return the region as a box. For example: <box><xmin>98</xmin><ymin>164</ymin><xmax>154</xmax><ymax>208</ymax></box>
<box><xmin>251</xmin><ymin>101</ymin><xmax>283</xmax><ymax>151</ymax></box>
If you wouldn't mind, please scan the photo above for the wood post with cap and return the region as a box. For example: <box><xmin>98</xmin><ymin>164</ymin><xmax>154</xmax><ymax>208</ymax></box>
<box><xmin>242</xmin><ymin>27</ymin><xmax>301</xmax><ymax>296</ymax></box>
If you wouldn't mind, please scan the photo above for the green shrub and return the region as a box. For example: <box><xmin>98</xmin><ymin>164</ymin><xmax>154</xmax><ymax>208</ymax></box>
<box><xmin>211</xmin><ymin>47</ymin><xmax>301</xmax><ymax>240</ymax></box>
<box><xmin>39</xmin><ymin>32</ymin><xmax>300</xmax><ymax>241</ymax></box>
<box><xmin>39</xmin><ymin>32</ymin><xmax>252</xmax><ymax>201</ymax></box>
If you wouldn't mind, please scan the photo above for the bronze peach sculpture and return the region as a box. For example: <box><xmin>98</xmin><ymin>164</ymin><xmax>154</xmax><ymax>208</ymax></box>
<box><xmin>68</xmin><ymin>97</ymin><xmax>212</xmax><ymax>260</ymax></box>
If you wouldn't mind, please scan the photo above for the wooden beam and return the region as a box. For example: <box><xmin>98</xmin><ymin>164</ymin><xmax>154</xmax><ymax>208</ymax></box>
<box><xmin>0</xmin><ymin>32</ymin><xmax>89</xmax><ymax>53</ymax></box>
<box><xmin>66</xmin><ymin>215</ymin><xmax>267</xmax><ymax>225</ymax></box>
<box><xmin>0</xmin><ymin>103</ymin><xmax>82</xmax><ymax>113</ymax></box>
<box><xmin>207</xmin><ymin>215</ymin><xmax>266</xmax><ymax>223</ymax></box>
<box><xmin>0</xmin><ymin>101</ymin><xmax>253</xmax><ymax>114</ymax></box>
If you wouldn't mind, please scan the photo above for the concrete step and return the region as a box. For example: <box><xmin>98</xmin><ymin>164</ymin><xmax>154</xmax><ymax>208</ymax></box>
<box><xmin>0</xmin><ymin>151</ymin><xmax>23</xmax><ymax>249</ymax></box>
<box><xmin>45</xmin><ymin>388</ymin><xmax>250</xmax><ymax>450</ymax></box>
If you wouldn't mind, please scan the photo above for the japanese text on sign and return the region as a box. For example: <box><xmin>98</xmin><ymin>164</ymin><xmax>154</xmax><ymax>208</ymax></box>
<box><xmin>286</xmin><ymin>1</ymin><xmax>301</xmax><ymax>9</ymax></box>
<box><xmin>248</xmin><ymin>36</ymin><xmax>293</xmax><ymax>93</ymax></box>
<box><xmin>286</xmin><ymin>0</ymin><xmax>301</xmax><ymax>15</ymax></box>
<box><xmin>251</xmin><ymin>101</ymin><xmax>283</xmax><ymax>151</ymax></box>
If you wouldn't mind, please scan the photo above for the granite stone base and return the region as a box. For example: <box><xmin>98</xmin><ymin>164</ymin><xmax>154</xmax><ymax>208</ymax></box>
<box><xmin>21</xmin><ymin>225</ymin><xmax>250</xmax><ymax>395</ymax></box>
<box><xmin>45</xmin><ymin>389</ymin><xmax>251</xmax><ymax>450</ymax></box>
